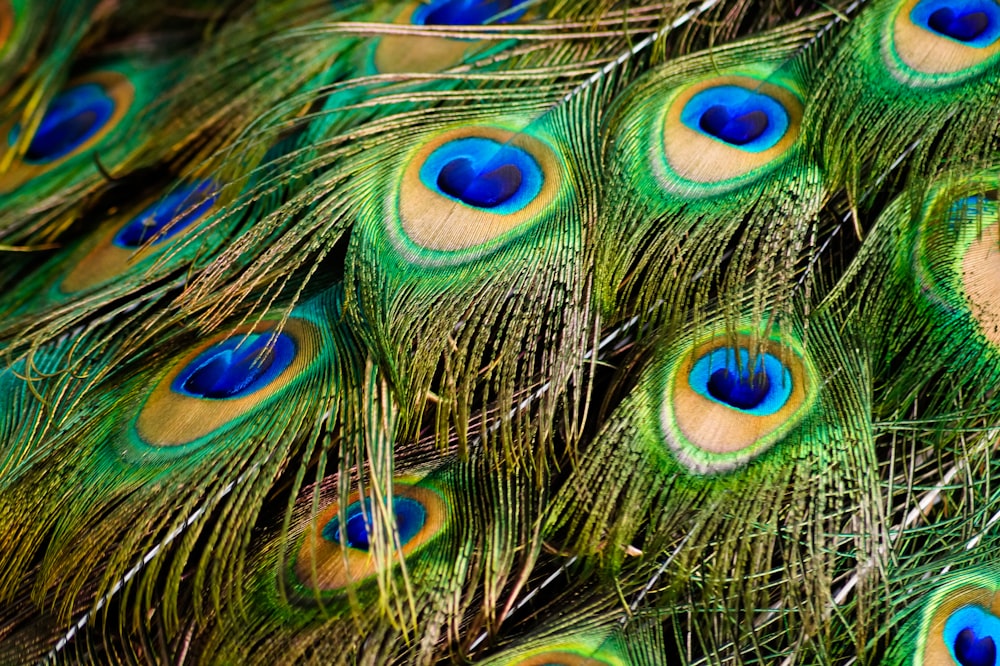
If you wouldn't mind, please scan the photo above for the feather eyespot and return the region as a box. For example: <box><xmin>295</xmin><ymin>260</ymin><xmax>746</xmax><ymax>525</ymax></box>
<box><xmin>661</xmin><ymin>333</ymin><xmax>814</xmax><ymax>474</ymax></box>
<box><xmin>658</xmin><ymin>75</ymin><xmax>802</xmax><ymax>189</ymax></box>
<box><xmin>423</xmin><ymin>137</ymin><xmax>541</xmax><ymax>212</ymax></box>
<box><xmin>913</xmin><ymin>0</ymin><xmax>1000</xmax><ymax>45</ymax></box>
<box><xmin>373</xmin><ymin>0</ymin><xmax>530</xmax><ymax>73</ymax></box>
<box><xmin>294</xmin><ymin>484</ymin><xmax>447</xmax><ymax>592</ymax></box>
<box><xmin>321</xmin><ymin>496</ymin><xmax>427</xmax><ymax>551</ymax></box>
<box><xmin>0</xmin><ymin>70</ymin><xmax>135</xmax><ymax>193</ymax></box>
<box><xmin>19</xmin><ymin>84</ymin><xmax>116</xmax><ymax>164</ymax></box>
<box><xmin>171</xmin><ymin>332</ymin><xmax>296</xmax><ymax>400</ymax></box>
<box><xmin>59</xmin><ymin>181</ymin><xmax>220</xmax><ymax>294</ymax></box>
<box><xmin>691</xmin><ymin>347</ymin><xmax>792</xmax><ymax>415</ymax></box>
<box><xmin>908</xmin><ymin>573</ymin><xmax>1000</xmax><ymax>665</ymax></box>
<box><xmin>411</xmin><ymin>0</ymin><xmax>529</xmax><ymax>26</ymax></box>
<box><xmin>396</xmin><ymin>126</ymin><xmax>562</xmax><ymax>252</ymax></box>
<box><xmin>113</xmin><ymin>181</ymin><xmax>218</xmax><ymax>249</ymax></box>
<box><xmin>134</xmin><ymin>320</ymin><xmax>320</xmax><ymax>447</ymax></box>
<box><xmin>891</xmin><ymin>0</ymin><xmax>1000</xmax><ymax>77</ymax></box>
<box><xmin>682</xmin><ymin>86</ymin><xmax>790</xmax><ymax>152</ymax></box>
<box><xmin>913</xmin><ymin>187</ymin><xmax>1000</xmax><ymax>348</ymax></box>
<box><xmin>953</xmin><ymin>195</ymin><xmax>1000</xmax><ymax>346</ymax></box>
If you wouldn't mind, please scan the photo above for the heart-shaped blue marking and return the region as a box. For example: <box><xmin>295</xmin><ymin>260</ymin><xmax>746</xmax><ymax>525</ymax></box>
<box><xmin>928</xmin><ymin>7</ymin><xmax>991</xmax><ymax>40</ymax></box>
<box><xmin>707</xmin><ymin>366</ymin><xmax>772</xmax><ymax>410</ymax></box>
<box><xmin>689</xmin><ymin>347</ymin><xmax>793</xmax><ymax>416</ymax></box>
<box><xmin>944</xmin><ymin>605</ymin><xmax>1000</xmax><ymax>666</ymax></box>
<box><xmin>679</xmin><ymin>86</ymin><xmax>790</xmax><ymax>154</ymax></box>
<box><xmin>437</xmin><ymin>156</ymin><xmax>523</xmax><ymax>208</ymax></box>
<box><xmin>955</xmin><ymin>627</ymin><xmax>997</xmax><ymax>666</ymax></box>
<box><xmin>414</xmin><ymin>0</ymin><xmax>529</xmax><ymax>25</ymax></box>
<box><xmin>419</xmin><ymin>136</ymin><xmax>544</xmax><ymax>216</ymax></box>
<box><xmin>910</xmin><ymin>0</ymin><xmax>1000</xmax><ymax>47</ymax></box>
<box><xmin>698</xmin><ymin>105</ymin><xmax>770</xmax><ymax>146</ymax></box>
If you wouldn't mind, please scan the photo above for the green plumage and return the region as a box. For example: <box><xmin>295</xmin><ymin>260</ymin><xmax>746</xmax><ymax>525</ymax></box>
<box><xmin>346</xmin><ymin>107</ymin><xmax>595</xmax><ymax>459</ymax></box>
<box><xmin>826</xmin><ymin>169</ymin><xmax>1000</xmax><ymax>422</ymax></box>
<box><xmin>0</xmin><ymin>287</ymin><xmax>358</xmax><ymax>640</ymax></box>
<box><xmin>2</xmin><ymin>0</ymin><xmax>1000</xmax><ymax>664</ymax></box>
<box><xmin>546</xmin><ymin>310</ymin><xmax>881</xmax><ymax>661</ymax></box>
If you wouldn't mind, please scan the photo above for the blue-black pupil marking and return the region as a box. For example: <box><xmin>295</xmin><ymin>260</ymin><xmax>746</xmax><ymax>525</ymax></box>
<box><xmin>437</xmin><ymin>156</ymin><xmax>523</xmax><ymax>208</ymax></box>
<box><xmin>420</xmin><ymin>0</ymin><xmax>528</xmax><ymax>25</ymax></box>
<box><xmin>955</xmin><ymin>627</ymin><xmax>998</xmax><ymax>666</ymax></box>
<box><xmin>927</xmin><ymin>7</ymin><xmax>991</xmax><ymax>41</ymax></box>
<box><xmin>699</xmin><ymin>105</ymin><xmax>770</xmax><ymax>146</ymax></box>
<box><xmin>114</xmin><ymin>183</ymin><xmax>217</xmax><ymax>249</ymax></box>
<box><xmin>24</xmin><ymin>83</ymin><xmax>115</xmax><ymax>163</ymax></box>
<box><xmin>178</xmin><ymin>333</ymin><xmax>290</xmax><ymax>400</ymax></box>
<box><xmin>182</xmin><ymin>335</ymin><xmax>274</xmax><ymax>399</ymax></box>
<box><xmin>707</xmin><ymin>366</ymin><xmax>771</xmax><ymax>410</ymax></box>
<box><xmin>322</xmin><ymin>496</ymin><xmax>428</xmax><ymax>552</ymax></box>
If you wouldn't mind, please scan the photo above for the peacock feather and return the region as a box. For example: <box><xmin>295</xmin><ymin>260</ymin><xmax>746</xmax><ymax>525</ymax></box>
<box><xmin>595</xmin><ymin>18</ymin><xmax>828</xmax><ymax>328</ymax></box>
<box><xmin>806</xmin><ymin>0</ymin><xmax>1000</xmax><ymax>193</ymax></box>
<box><xmin>4</xmin><ymin>0</ymin><xmax>1000</xmax><ymax>664</ymax></box>
<box><xmin>0</xmin><ymin>54</ymin><xmax>181</xmax><ymax>247</ymax></box>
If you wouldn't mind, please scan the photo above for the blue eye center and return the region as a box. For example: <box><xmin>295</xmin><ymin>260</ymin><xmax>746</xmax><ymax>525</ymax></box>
<box><xmin>929</xmin><ymin>7</ymin><xmax>990</xmax><ymax>40</ymax></box>
<box><xmin>698</xmin><ymin>105</ymin><xmax>769</xmax><ymax>146</ymax></box>
<box><xmin>689</xmin><ymin>346</ymin><xmax>793</xmax><ymax>416</ymax></box>
<box><xmin>955</xmin><ymin>627</ymin><xmax>998</xmax><ymax>666</ymax></box>
<box><xmin>680</xmin><ymin>86</ymin><xmax>790</xmax><ymax>153</ymax></box>
<box><xmin>413</xmin><ymin>0</ymin><xmax>529</xmax><ymax>26</ymax></box>
<box><xmin>420</xmin><ymin>136</ymin><xmax>544</xmax><ymax>215</ymax></box>
<box><xmin>436</xmin><ymin>156</ymin><xmax>523</xmax><ymax>208</ymax></box>
<box><xmin>19</xmin><ymin>83</ymin><xmax>116</xmax><ymax>163</ymax></box>
<box><xmin>944</xmin><ymin>605</ymin><xmax>1000</xmax><ymax>666</ymax></box>
<box><xmin>910</xmin><ymin>0</ymin><xmax>1000</xmax><ymax>47</ymax></box>
<box><xmin>707</xmin><ymin>365</ymin><xmax>771</xmax><ymax>409</ymax></box>
<box><xmin>113</xmin><ymin>181</ymin><xmax>217</xmax><ymax>249</ymax></box>
<box><xmin>172</xmin><ymin>332</ymin><xmax>296</xmax><ymax>400</ymax></box>
<box><xmin>322</xmin><ymin>496</ymin><xmax>428</xmax><ymax>551</ymax></box>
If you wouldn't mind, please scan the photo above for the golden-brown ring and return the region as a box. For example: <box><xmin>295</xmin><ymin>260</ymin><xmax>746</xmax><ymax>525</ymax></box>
<box><xmin>891</xmin><ymin>0</ymin><xmax>1000</xmax><ymax>75</ymax></box>
<box><xmin>920</xmin><ymin>585</ymin><xmax>1000</xmax><ymax>665</ymax></box>
<box><xmin>667</xmin><ymin>334</ymin><xmax>810</xmax><ymax>455</ymax></box>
